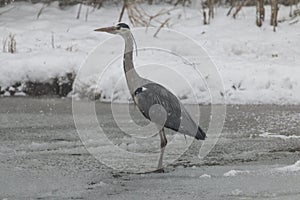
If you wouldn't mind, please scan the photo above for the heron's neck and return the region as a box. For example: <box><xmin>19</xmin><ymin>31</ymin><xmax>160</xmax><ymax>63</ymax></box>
<box><xmin>122</xmin><ymin>32</ymin><xmax>141</xmax><ymax>94</ymax></box>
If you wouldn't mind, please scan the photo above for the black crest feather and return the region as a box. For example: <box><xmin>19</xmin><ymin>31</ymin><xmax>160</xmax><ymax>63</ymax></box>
<box><xmin>117</xmin><ymin>23</ymin><xmax>130</xmax><ymax>29</ymax></box>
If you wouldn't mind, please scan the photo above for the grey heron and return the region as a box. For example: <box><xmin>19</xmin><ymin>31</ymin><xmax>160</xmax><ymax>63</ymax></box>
<box><xmin>95</xmin><ymin>23</ymin><xmax>206</xmax><ymax>172</ymax></box>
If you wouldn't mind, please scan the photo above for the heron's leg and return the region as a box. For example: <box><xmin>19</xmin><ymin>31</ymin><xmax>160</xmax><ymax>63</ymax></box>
<box><xmin>157</xmin><ymin>128</ymin><xmax>167</xmax><ymax>170</ymax></box>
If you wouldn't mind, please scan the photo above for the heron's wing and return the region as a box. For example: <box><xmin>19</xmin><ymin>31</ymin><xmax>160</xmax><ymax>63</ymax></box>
<box><xmin>134</xmin><ymin>83</ymin><xmax>205</xmax><ymax>139</ymax></box>
<box><xmin>134</xmin><ymin>83</ymin><xmax>181</xmax><ymax>127</ymax></box>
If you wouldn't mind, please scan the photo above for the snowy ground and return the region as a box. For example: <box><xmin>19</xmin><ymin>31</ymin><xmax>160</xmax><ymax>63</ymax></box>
<box><xmin>1</xmin><ymin>98</ymin><xmax>300</xmax><ymax>199</ymax></box>
<box><xmin>1</xmin><ymin>2</ymin><xmax>300</xmax><ymax>104</ymax></box>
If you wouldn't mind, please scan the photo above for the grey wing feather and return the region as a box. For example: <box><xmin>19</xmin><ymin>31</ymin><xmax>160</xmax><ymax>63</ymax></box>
<box><xmin>133</xmin><ymin>83</ymin><xmax>206</xmax><ymax>140</ymax></box>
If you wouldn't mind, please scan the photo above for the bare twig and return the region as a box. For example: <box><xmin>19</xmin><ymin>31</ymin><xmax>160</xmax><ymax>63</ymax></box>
<box><xmin>227</xmin><ymin>5</ymin><xmax>235</xmax><ymax>16</ymax></box>
<box><xmin>2</xmin><ymin>37</ymin><xmax>7</xmax><ymax>53</ymax></box>
<box><xmin>175</xmin><ymin>0</ymin><xmax>191</xmax><ymax>6</ymax></box>
<box><xmin>118</xmin><ymin>0</ymin><xmax>127</xmax><ymax>22</ymax></box>
<box><xmin>123</xmin><ymin>1</ymin><xmax>176</xmax><ymax>28</ymax></box>
<box><xmin>97</xmin><ymin>0</ymin><xmax>103</xmax><ymax>9</ymax></box>
<box><xmin>7</xmin><ymin>34</ymin><xmax>16</xmax><ymax>53</ymax></box>
<box><xmin>37</xmin><ymin>3</ymin><xmax>50</xmax><ymax>19</ymax></box>
<box><xmin>85</xmin><ymin>6</ymin><xmax>89</xmax><ymax>21</ymax></box>
<box><xmin>51</xmin><ymin>32</ymin><xmax>55</xmax><ymax>49</ymax></box>
<box><xmin>290</xmin><ymin>0</ymin><xmax>294</xmax><ymax>17</ymax></box>
<box><xmin>77</xmin><ymin>3</ymin><xmax>82</xmax><ymax>19</ymax></box>
<box><xmin>233</xmin><ymin>0</ymin><xmax>251</xmax><ymax>19</ymax></box>
<box><xmin>153</xmin><ymin>18</ymin><xmax>170</xmax><ymax>37</ymax></box>
<box><xmin>202</xmin><ymin>0</ymin><xmax>207</xmax><ymax>25</ymax></box>
<box><xmin>203</xmin><ymin>11</ymin><xmax>207</xmax><ymax>25</ymax></box>
<box><xmin>256</xmin><ymin>0</ymin><xmax>265</xmax><ymax>27</ymax></box>
<box><xmin>227</xmin><ymin>0</ymin><xmax>236</xmax><ymax>16</ymax></box>
<box><xmin>208</xmin><ymin>0</ymin><xmax>214</xmax><ymax>23</ymax></box>
<box><xmin>271</xmin><ymin>0</ymin><xmax>279</xmax><ymax>32</ymax></box>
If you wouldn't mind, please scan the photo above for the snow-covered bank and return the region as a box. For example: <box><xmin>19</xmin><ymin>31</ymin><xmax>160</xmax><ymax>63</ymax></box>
<box><xmin>1</xmin><ymin>2</ymin><xmax>299</xmax><ymax>103</ymax></box>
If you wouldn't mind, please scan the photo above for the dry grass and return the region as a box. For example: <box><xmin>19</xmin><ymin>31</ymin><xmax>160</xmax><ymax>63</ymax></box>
<box><xmin>2</xmin><ymin>33</ymin><xmax>16</xmax><ymax>53</ymax></box>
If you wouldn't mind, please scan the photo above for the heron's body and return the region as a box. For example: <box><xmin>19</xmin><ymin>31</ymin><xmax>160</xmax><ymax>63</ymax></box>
<box><xmin>95</xmin><ymin>23</ymin><xmax>206</xmax><ymax>171</ymax></box>
<box><xmin>133</xmin><ymin>83</ymin><xmax>205</xmax><ymax>140</ymax></box>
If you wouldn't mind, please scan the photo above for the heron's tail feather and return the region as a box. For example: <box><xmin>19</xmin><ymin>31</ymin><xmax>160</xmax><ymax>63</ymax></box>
<box><xmin>195</xmin><ymin>126</ymin><xmax>206</xmax><ymax>140</ymax></box>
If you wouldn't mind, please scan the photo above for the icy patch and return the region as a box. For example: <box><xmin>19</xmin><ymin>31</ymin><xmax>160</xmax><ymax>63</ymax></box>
<box><xmin>0</xmin><ymin>145</ymin><xmax>16</xmax><ymax>155</ymax></box>
<box><xmin>199</xmin><ymin>174</ymin><xmax>211</xmax><ymax>178</ymax></box>
<box><xmin>231</xmin><ymin>189</ymin><xmax>243</xmax><ymax>196</ymax></box>
<box><xmin>259</xmin><ymin>132</ymin><xmax>300</xmax><ymax>140</ymax></box>
<box><xmin>276</xmin><ymin>160</ymin><xmax>300</xmax><ymax>173</ymax></box>
<box><xmin>223</xmin><ymin>170</ymin><xmax>250</xmax><ymax>177</ymax></box>
<box><xmin>19</xmin><ymin>141</ymin><xmax>80</xmax><ymax>152</ymax></box>
<box><xmin>87</xmin><ymin>181</ymin><xmax>108</xmax><ymax>190</ymax></box>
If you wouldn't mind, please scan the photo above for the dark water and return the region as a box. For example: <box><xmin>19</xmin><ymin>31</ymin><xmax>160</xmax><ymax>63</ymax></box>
<box><xmin>0</xmin><ymin>97</ymin><xmax>300</xmax><ymax>199</ymax></box>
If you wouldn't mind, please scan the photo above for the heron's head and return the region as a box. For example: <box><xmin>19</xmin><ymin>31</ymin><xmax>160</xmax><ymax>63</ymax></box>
<box><xmin>94</xmin><ymin>23</ymin><xmax>130</xmax><ymax>35</ymax></box>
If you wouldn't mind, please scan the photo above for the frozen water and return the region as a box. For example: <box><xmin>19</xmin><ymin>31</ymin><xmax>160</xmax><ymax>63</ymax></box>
<box><xmin>1</xmin><ymin>98</ymin><xmax>300</xmax><ymax>199</ymax></box>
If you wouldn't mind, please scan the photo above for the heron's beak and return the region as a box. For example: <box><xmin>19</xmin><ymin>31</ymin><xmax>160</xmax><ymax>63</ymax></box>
<box><xmin>94</xmin><ymin>26</ymin><xmax>116</xmax><ymax>34</ymax></box>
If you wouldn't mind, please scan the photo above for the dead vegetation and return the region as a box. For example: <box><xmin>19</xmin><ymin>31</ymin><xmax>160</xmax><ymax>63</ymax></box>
<box><xmin>201</xmin><ymin>0</ymin><xmax>215</xmax><ymax>24</ymax></box>
<box><xmin>224</xmin><ymin>0</ymin><xmax>299</xmax><ymax>29</ymax></box>
<box><xmin>270</xmin><ymin>0</ymin><xmax>279</xmax><ymax>31</ymax></box>
<box><xmin>2</xmin><ymin>33</ymin><xmax>16</xmax><ymax>53</ymax></box>
<box><xmin>24</xmin><ymin>72</ymin><xmax>75</xmax><ymax>97</ymax></box>
<box><xmin>256</xmin><ymin>0</ymin><xmax>265</xmax><ymax>27</ymax></box>
<box><xmin>118</xmin><ymin>0</ymin><xmax>177</xmax><ymax>36</ymax></box>
<box><xmin>0</xmin><ymin>72</ymin><xmax>76</xmax><ymax>97</ymax></box>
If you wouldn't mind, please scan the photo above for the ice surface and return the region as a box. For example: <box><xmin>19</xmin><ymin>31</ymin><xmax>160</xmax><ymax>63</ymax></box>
<box><xmin>1</xmin><ymin>99</ymin><xmax>300</xmax><ymax>199</ymax></box>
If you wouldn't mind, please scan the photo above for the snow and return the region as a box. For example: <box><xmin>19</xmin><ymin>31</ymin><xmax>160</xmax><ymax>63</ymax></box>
<box><xmin>1</xmin><ymin>2</ymin><xmax>300</xmax><ymax>104</ymax></box>
<box><xmin>276</xmin><ymin>160</ymin><xmax>300</xmax><ymax>172</ymax></box>
<box><xmin>199</xmin><ymin>174</ymin><xmax>211</xmax><ymax>178</ymax></box>
<box><xmin>259</xmin><ymin>132</ymin><xmax>300</xmax><ymax>140</ymax></box>
<box><xmin>86</xmin><ymin>181</ymin><xmax>108</xmax><ymax>190</ymax></box>
<box><xmin>231</xmin><ymin>189</ymin><xmax>243</xmax><ymax>196</ymax></box>
<box><xmin>223</xmin><ymin>169</ymin><xmax>250</xmax><ymax>177</ymax></box>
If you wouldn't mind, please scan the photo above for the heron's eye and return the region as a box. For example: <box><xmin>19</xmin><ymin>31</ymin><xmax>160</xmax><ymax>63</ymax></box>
<box><xmin>116</xmin><ymin>25</ymin><xmax>121</xmax><ymax>30</ymax></box>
